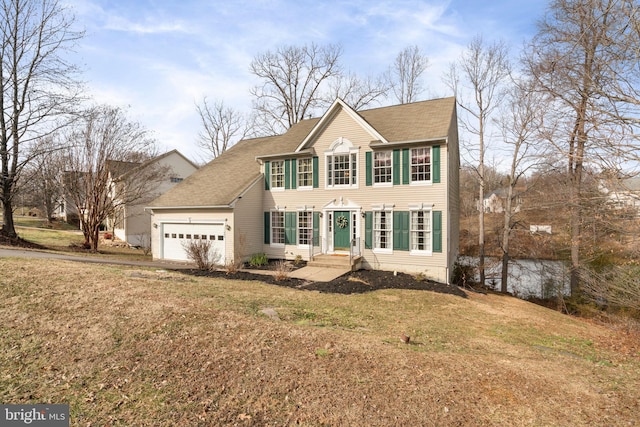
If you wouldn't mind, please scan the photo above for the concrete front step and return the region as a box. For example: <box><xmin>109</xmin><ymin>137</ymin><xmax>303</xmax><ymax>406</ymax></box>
<box><xmin>308</xmin><ymin>254</ymin><xmax>361</xmax><ymax>271</ymax></box>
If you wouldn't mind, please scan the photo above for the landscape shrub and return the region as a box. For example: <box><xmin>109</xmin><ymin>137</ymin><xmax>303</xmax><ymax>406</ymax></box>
<box><xmin>182</xmin><ymin>239</ymin><xmax>218</xmax><ymax>270</ymax></box>
<box><xmin>249</xmin><ymin>253</ymin><xmax>269</xmax><ymax>267</ymax></box>
<box><xmin>274</xmin><ymin>260</ymin><xmax>290</xmax><ymax>281</ymax></box>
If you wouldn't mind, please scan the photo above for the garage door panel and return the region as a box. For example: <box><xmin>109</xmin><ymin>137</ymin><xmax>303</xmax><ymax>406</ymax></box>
<box><xmin>162</xmin><ymin>223</ymin><xmax>225</xmax><ymax>262</ymax></box>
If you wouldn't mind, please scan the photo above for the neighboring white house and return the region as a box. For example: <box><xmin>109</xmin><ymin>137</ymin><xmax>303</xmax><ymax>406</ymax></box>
<box><xmin>482</xmin><ymin>188</ymin><xmax>522</xmax><ymax>214</ymax></box>
<box><xmin>600</xmin><ymin>176</ymin><xmax>640</xmax><ymax>215</ymax></box>
<box><xmin>107</xmin><ymin>150</ymin><xmax>198</xmax><ymax>247</ymax></box>
<box><xmin>147</xmin><ymin>97</ymin><xmax>460</xmax><ymax>284</ymax></box>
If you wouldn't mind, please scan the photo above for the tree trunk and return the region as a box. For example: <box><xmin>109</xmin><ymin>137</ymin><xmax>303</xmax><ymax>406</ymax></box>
<box><xmin>501</xmin><ymin>184</ymin><xmax>514</xmax><ymax>293</ymax></box>
<box><xmin>2</xmin><ymin>183</ymin><xmax>18</xmax><ymax>237</ymax></box>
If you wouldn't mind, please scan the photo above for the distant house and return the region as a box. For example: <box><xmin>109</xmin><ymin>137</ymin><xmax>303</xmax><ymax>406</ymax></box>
<box><xmin>57</xmin><ymin>150</ymin><xmax>197</xmax><ymax>246</ymax></box>
<box><xmin>600</xmin><ymin>176</ymin><xmax>640</xmax><ymax>215</ymax></box>
<box><xmin>148</xmin><ymin>97</ymin><xmax>460</xmax><ymax>283</ymax></box>
<box><xmin>107</xmin><ymin>150</ymin><xmax>198</xmax><ymax>247</ymax></box>
<box><xmin>482</xmin><ymin>188</ymin><xmax>522</xmax><ymax>214</ymax></box>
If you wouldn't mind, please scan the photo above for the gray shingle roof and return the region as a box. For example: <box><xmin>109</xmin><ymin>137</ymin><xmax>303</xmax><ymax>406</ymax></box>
<box><xmin>149</xmin><ymin>97</ymin><xmax>455</xmax><ymax>208</ymax></box>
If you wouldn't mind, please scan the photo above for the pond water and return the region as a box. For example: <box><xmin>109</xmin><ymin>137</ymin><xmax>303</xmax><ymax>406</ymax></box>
<box><xmin>459</xmin><ymin>256</ymin><xmax>571</xmax><ymax>299</ymax></box>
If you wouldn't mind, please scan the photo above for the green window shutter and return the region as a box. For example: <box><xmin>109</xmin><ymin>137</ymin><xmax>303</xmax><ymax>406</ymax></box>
<box><xmin>432</xmin><ymin>145</ymin><xmax>441</xmax><ymax>183</ymax></box>
<box><xmin>285</xmin><ymin>212</ymin><xmax>296</xmax><ymax>245</ymax></box>
<box><xmin>393</xmin><ymin>211</ymin><xmax>410</xmax><ymax>251</ymax></box>
<box><xmin>312</xmin><ymin>156</ymin><xmax>319</xmax><ymax>188</ymax></box>
<box><xmin>402</xmin><ymin>149</ymin><xmax>410</xmax><ymax>185</ymax></box>
<box><xmin>263</xmin><ymin>212</ymin><xmax>270</xmax><ymax>244</ymax></box>
<box><xmin>364</xmin><ymin>212</ymin><xmax>372</xmax><ymax>249</ymax></box>
<box><xmin>393</xmin><ymin>149</ymin><xmax>400</xmax><ymax>185</ymax></box>
<box><xmin>264</xmin><ymin>161</ymin><xmax>271</xmax><ymax>190</ymax></box>
<box><xmin>313</xmin><ymin>212</ymin><xmax>320</xmax><ymax>246</ymax></box>
<box><xmin>291</xmin><ymin>159</ymin><xmax>297</xmax><ymax>189</ymax></box>
<box><xmin>284</xmin><ymin>159</ymin><xmax>291</xmax><ymax>190</ymax></box>
<box><xmin>433</xmin><ymin>210</ymin><xmax>442</xmax><ymax>253</ymax></box>
<box><xmin>365</xmin><ymin>152</ymin><xmax>372</xmax><ymax>186</ymax></box>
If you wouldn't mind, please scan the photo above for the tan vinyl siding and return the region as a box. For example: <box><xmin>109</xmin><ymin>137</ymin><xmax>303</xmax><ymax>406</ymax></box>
<box><xmin>233</xmin><ymin>179</ymin><xmax>264</xmax><ymax>261</ymax></box>
<box><xmin>262</xmin><ymin>106</ymin><xmax>456</xmax><ymax>282</ymax></box>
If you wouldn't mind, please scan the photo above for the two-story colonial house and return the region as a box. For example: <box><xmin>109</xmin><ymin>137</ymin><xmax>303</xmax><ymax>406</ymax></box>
<box><xmin>147</xmin><ymin>97</ymin><xmax>459</xmax><ymax>283</ymax></box>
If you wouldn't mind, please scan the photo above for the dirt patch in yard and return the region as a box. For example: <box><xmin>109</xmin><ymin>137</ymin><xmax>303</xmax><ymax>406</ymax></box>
<box><xmin>186</xmin><ymin>268</ymin><xmax>467</xmax><ymax>297</ymax></box>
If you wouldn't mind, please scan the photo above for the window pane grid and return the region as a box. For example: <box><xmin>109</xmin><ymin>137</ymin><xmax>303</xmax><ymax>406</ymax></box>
<box><xmin>374</xmin><ymin>151</ymin><xmax>392</xmax><ymax>184</ymax></box>
<box><xmin>271</xmin><ymin>211</ymin><xmax>284</xmax><ymax>244</ymax></box>
<box><xmin>271</xmin><ymin>161</ymin><xmax>284</xmax><ymax>188</ymax></box>
<box><xmin>411</xmin><ymin>148</ymin><xmax>431</xmax><ymax>182</ymax></box>
<box><xmin>373</xmin><ymin>211</ymin><xmax>391</xmax><ymax>249</ymax></box>
<box><xmin>411</xmin><ymin>210</ymin><xmax>431</xmax><ymax>251</ymax></box>
<box><xmin>327</xmin><ymin>153</ymin><xmax>357</xmax><ymax>186</ymax></box>
<box><xmin>298</xmin><ymin>211</ymin><xmax>312</xmax><ymax>245</ymax></box>
<box><xmin>298</xmin><ymin>158</ymin><xmax>312</xmax><ymax>187</ymax></box>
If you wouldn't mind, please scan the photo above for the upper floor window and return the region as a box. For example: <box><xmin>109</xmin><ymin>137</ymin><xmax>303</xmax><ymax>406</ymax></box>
<box><xmin>374</xmin><ymin>151</ymin><xmax>392</xmax><ymax>185</ymax></box>
<box><xmin>328</xmin><ymin>153</ymin><xmax>357</xmax><ymax>186</ymax></box>
<box><xmin>411</xmin><ymin>147</ymin><xmax>431</xmax><ymax>183</ymax></box>
<box><xmin>271</xmin><ymin>160</ymin><xmax>285</xmax><ymax>189</ymax></box>
<box><xmin>298</xmin><ymin>158</ymin><xmax>313</xmax><ymax>188</ymax></box>
<box><xmin>326</xmin><ymin>137</ymin><xmax>358</xmax><ymax>189</ymax></box>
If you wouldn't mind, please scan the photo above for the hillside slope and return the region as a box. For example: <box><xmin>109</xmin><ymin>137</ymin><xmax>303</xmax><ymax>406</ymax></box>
<box><xmin>0</xmin><ymin>258</ymin><xmax>638</xmax><ymax>425</ymax></box>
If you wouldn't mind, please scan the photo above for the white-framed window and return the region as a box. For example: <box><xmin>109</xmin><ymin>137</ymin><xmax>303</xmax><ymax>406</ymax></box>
<box><xmin>298</xmin><ymin>158</ymin><xmax>313</xmax><ymax>188</ymax></box>
<box><xmin>298</xmin><ymin>210</ymin><xmax>312</xmax><ymax>246</ymax></box>
<box><xmin>411</xmin><ymin>147</ymin><xmax>431</xmax><ymax>183</ymax></box>
<box><xmin>271</xmin><ymin>210</ymin><xmax>285</xmax><ymax>245</ymax></box>
<box><xmin>410</xmin><ymin>208</ymin><xmax>432</xmax><ymax>253</ymax></box>
<box><xmin>373</xmin><ymin>209</ymin><xmax>392</xmax><ymax>252</ymax></box>
<box><xmin>271</xmin><ymin>160</ymin><xmax>285</xmax><ymax>189</ymax></box>
<box><xmin>327</xmin><ymin>153</ymin><xmax>357</xmax><ymax>187</ymax></box>
<box><xmin>374</xmin><ymin>151</ymin><xmax>392</xmax><ymax>185</ymax></box>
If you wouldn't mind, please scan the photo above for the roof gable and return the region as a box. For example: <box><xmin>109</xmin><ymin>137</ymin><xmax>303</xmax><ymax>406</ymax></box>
<box><xmin>295</xmin><ymin>98</ymin><xmax>387</xmax><ymax>152</ymax></box>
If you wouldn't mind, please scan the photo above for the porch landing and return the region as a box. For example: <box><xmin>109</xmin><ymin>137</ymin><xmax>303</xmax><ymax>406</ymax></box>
<box><xmin>288</xmin><ymin>254</ymin><xmax>361</xmax><ymax>282</ymax></box>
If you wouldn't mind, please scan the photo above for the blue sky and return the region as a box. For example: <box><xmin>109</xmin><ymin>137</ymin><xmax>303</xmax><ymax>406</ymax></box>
<box><xmin>64</xmin><ymin>0</ymin><xmax>548</xmax><ymax>162</ymax></box>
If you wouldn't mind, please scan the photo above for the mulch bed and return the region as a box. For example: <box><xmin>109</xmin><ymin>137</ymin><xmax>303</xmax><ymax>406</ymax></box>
<box><xmin>186</xmin><ymin>267</ymin><xmax>467</xmax><ymax>297</ymax></box>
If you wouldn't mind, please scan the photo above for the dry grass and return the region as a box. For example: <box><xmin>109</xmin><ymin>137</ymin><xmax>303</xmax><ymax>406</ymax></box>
<box><xmin>0</xmin><ymin>258</ymin><xmax>639</xmax><ymax>426</ymax></box>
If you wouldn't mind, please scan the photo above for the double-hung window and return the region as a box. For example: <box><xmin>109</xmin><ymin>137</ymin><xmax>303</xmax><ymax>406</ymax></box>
<box><xmin>271</xmin><ymin>160</ymin><xmax>285</xmax><ymax>189</ymax></box>
<box><xmin>298</xmin><ymin>211</ymin><xmax>312</xmax><ymax>246</ymax></box>
<box><xmin>298</xmin><ymin>158</ymin><xmax>313</xmax><ymax>188</ymax></box>
<box><xmin>327</xmin><ymin>153</ymin><xmax>357</xmax><ymax>187</ymax></box>
<box><xmin>373</xmin><ymin>209</ymin><xmax>392</xmax><ymax>252</ymax></box>
<box><xmin>271</xmin><ymin>211</ymin><xmax>285</xmax><ymax>245</ymax></box>
<box><xmin>411</xmin><ymin>147</ymin><xmax>431</xmax><ymax>183</ymax></box>
<box><xmin>373</xmin><ymin>151</ymin><xmax>392</xmax><ymax>185</ymax></box>
<box><xmin>410</xmin><ymin>209</ymin><xmax>432</xmax><ymax>253</ymax></box>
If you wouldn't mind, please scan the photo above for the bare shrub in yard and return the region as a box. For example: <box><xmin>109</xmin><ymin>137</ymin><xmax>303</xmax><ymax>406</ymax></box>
<box><xmin>582</xmin><ymin>265</ymin><xmax>640</xmax><ymax>316</ymax></box>
<box><xmin>182</xmin><ymin>239</ymin><xmax>219</xmax><ymax>270</ymax></box>
<box><xmin>274</xmin><ymin>260</ymin><xmax>291</xmax><ymax>281</ymax></box>
<box><xmin>225</xmin><ymin>260</ymin><xmax>242</xmax><ymax>274</ymax></box>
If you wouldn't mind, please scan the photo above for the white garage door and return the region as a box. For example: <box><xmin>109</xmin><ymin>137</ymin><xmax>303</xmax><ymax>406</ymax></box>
<box><xmin>161</xmin><ymin>223</ymin><xmax>226</xmax><ymax>262</ymax></box>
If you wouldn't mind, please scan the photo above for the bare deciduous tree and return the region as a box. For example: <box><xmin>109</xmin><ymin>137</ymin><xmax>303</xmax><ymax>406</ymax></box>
<box><xmin>444</xmin><ymin>35</ymin><xmax>510</xmax><ymax>287</ymax></box>
<box><xmin>249</xmin><ymin>43</ymin><xmax>342</xmax><ymax>134</ymax></box>
<box><xmin>19</xmin><ymin>137</ymin><xmax>65</xmax><ymax>221</ymax></box>
<box><xmin>0</xmin><ymin>0</ymin><xmax>83</xmax><ymax>238</ymax></box>
<box><xmin>524</xmin><ymin>0</ymin><xmax>640</xmax><ymax>294</ymax></box>
<box><xmin>62</xmin><ymin>105</ymin><xmax>162</xmax><ymax>251</ymax></box>
<box><xmin>387</xmin><ymin>45</ymin><xmax>429</xmax><ymax>104</ymax></box>
<box><xmin>496</xmin><ymin>80</ymin><xmax>545</xmax><ymax>293</ymax></box>
<box><xmin>195</xmin><ymin>98</ymin><xmax>253</xmax><ymax>161</ymax></box>
<box><xmin>325</xmin><ymin>71</ymin><xmax>388</xmax><ymax>110</ymax></box>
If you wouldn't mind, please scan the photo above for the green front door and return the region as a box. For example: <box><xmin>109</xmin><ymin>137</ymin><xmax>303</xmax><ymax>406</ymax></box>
<box><xmin>334</xmin><ymin>211</ymin><xmax>351</xmax><ymax>250</ymax></box>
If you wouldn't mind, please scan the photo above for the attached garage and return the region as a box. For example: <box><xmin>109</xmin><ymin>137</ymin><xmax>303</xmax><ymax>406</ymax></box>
<box><xmin>160</xmin><ymin>222</ymin><xmax>226</xmax><ymax>262</ymax></box>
